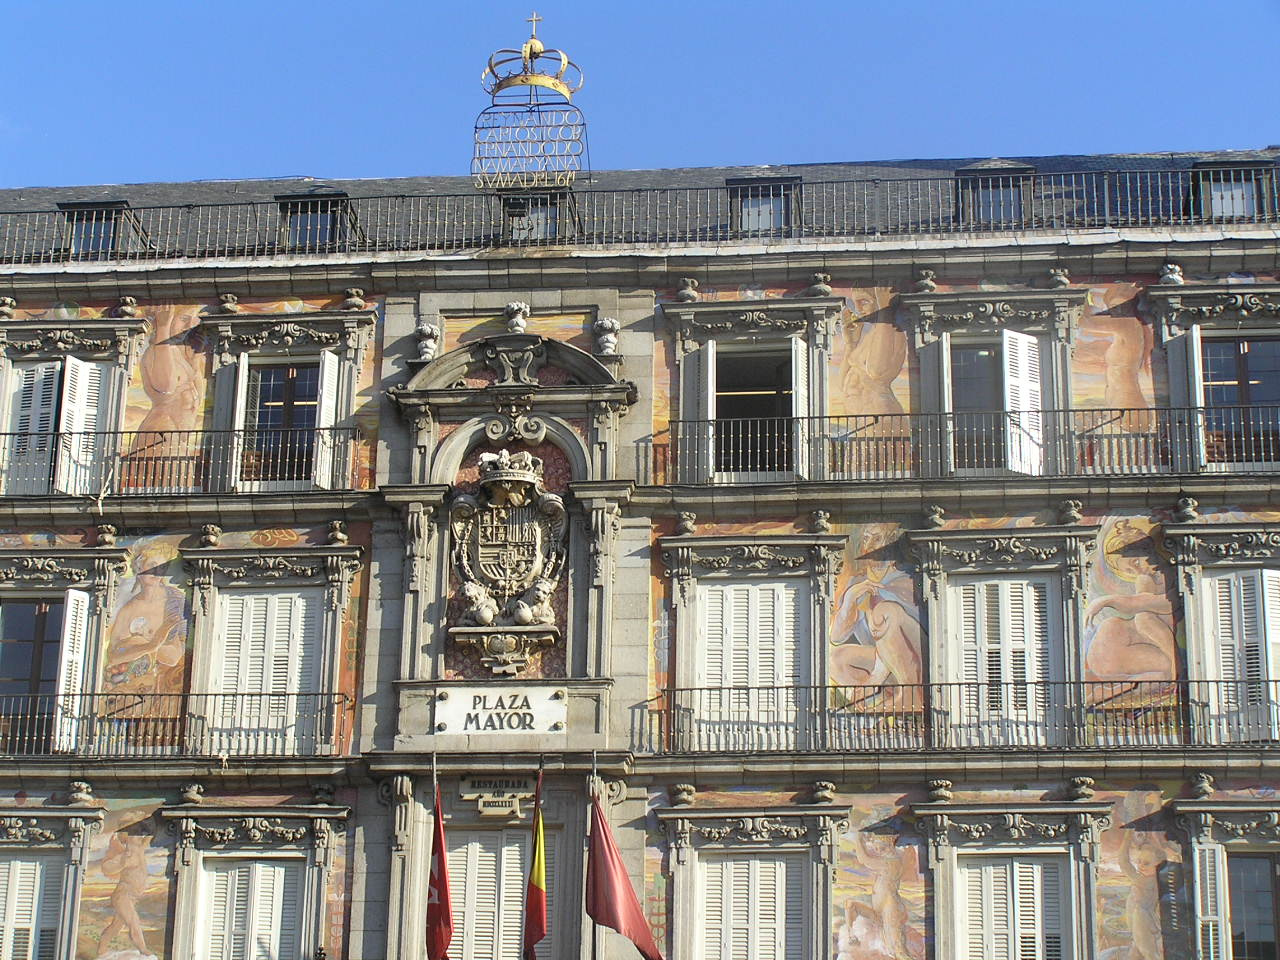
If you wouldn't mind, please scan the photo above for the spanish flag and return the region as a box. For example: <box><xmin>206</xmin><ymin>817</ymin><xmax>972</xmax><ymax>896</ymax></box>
<box><xmin>522</xmin><ymin>771</ymin><xmax>548</xmax><ymax>960</ymax></box>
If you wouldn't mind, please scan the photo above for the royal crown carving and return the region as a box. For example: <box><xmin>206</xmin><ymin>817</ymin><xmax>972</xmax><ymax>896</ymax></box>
<box><xmin>448</xmin><ymin>449</ymin><xmax>568</xmax><ymax>675</ymax></box>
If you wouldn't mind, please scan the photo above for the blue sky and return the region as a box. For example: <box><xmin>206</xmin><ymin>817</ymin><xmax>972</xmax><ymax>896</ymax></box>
<box><xmin>1</xmin><ymin>0</ymin><xmax>1275</xmax><ymax>189</ymax></box>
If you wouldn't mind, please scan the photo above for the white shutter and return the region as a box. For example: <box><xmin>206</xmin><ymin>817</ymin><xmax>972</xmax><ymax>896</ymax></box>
<box><xmin>206</xmin><ymin>861</ymin><xmax>251</xmax><ymax>960</ymax></box>
<box><xmin>698</xmin><ymin>339</ymin><xmax>717</xmax><ymax>483</ymax></box>
<box><xmin>1002</xmin><ymin>329</ymin><xmax>1045</xmax><ymax>475</ymax></box>
<box><xmin>202</xmin><ymin>859</ymin><xmax>303</xmax><ymax>960</ymax></box>
<box><xmin>53</xmin><ymin>588</ymin><xmax>91</xmax><ymax>753</ymax></box>
<box><xmin>789</xmin><ymin>337</ymin><xmax>810</xmax><ymax>478</ymax></box>
<box><xmin>1208</xmin><ymin>570</ymin><xmax>1280</xmax><ymax>741</ymax></box>
<box><xmin>53</xmin><ymin>357</ymin><xmax>111</xmax><ymax>495</ymax></box>
<box><xmin>959</xmin><ymin>856</ymin><xmax>1069</xmax><ymax>960</ymax></box>
<box><xmin>699</xmin><ymin>853</ymin><xmax>805</xmax><ymax>960</ymax></box>
<box><xmin>1192</xmin><ymin>845</ymin><xmax>1228</xmax><ymax>960</ymax></box>
<box><xmin>0</xmin><ymin>856</ymin><xmax>65</xmax><ymax>960</ymax></box>
<box><xmin>1166</xmin><ymin>326</ymin><xmax>1206</xmax><ymax>470</ymax></box>
<box><xmin>229</xmin><ymin>352</ymin><xmax>251</xmax><ymax>491</ymax></box>
<box><xmin>311</xmin><ymin>350</ymin><xmax>340</xmax><ymax>489</ymax></box>
<box><xmin>448</xmin><ymin>829</ymin><xmax>558</xmax><ymax>960</ymax></box>
<box><xmin>5</xmin><ymin>362</ymin><xmax>60</xmax><ymax>495</ymax></box>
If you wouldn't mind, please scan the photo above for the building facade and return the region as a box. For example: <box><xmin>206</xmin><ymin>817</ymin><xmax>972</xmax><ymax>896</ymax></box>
<box><xmin>0</xmin><ymin>131</ymin><xmax>1276</xmax><ymax>959</ymax></box>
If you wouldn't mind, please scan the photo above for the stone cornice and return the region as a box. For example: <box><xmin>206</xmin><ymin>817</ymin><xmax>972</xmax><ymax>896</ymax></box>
<box><xmin>661</xmin><ymin>296</ymin><xmax>843</xmax><ymax>350</ymax></box>
<box><xmin>659</xmin><ymin>533</ymin><xmax>846</xmax><ymax>582</ymax></box>
<box><xmin>159</xmin><ymin>803</ymin><xmax>350</xmax><ymax>864</ymax></box>
<box><xmin>655</xmin><ymin>804</ymin><xmax>849</xmax><ymax>864</ymax></box>
<box><xmin>1163</xmin><ymin>520</ymin><xmax>1280</xmax><ymax>592</ymax></box>
<box><xmin>0</xmin><ymin>318</ymin><xmax>144</xmax><ymax>366</ymax></box>
<box><xmin>899</xmin><ymin>286</ymin><xmax>1088</xmax><ymax>345</ymax></box>
<box><xmin>205</xmin><ymin>308</ymin><xmax>376</xmax><ymax>366</ymax></box>
<box><xmin>0</xmin><ymin>547</ymin><xmax>127</xmax><ymax>612</ymax></box>
<box><xmin>1147</xmin><ymin>282</ymin><xmax>1280</xmax><ymax>341</ymax></box>
<box><xmin>1170</xmin><ymin>799</ymin><xmax>1280</xmax><ymax>844</ymax></box>
<box><xmin>182</xmin><ymin>546</ymin><xmax>363</xmax><ymax>613</ymax></box>
<box><xmin>904</xmin><ymin>524</ymin><xmax>1098</xmax><ymax>598</ymax></box>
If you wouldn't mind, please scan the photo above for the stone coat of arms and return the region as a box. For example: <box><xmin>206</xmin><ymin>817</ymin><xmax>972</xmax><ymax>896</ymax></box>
<box><xmin>448</xmin><ymin>449</ymin><xmax>567</xmax><ymax>674</ymax></box>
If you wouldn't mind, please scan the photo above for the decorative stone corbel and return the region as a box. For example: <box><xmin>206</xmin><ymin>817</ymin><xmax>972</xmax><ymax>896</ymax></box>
<box><xmin>592</xmin><ymin>316</ymin><xmax>620</xmax><ymax>356</ymax></box>
<box><xmin>675</xmin><ymin>512</ymin><xmax>697</xmax><ymax>536</ymax></box>
<box><xmin>505</xmin><ymin>301</ymin><xmax>530</xmax><ymax>334</ymax></box>
<box><xmin>802</xmin><ymin>273</ymin><xmax>834</xmax><ymax>297</ymax></box>
<box><xmin>1158</xmin><ymin>262</ymin><xmax>1185</xmax><ymax>286</ymax></box>
<box><xmin>378</xmin><ymin>775</ymin><xmax>415</xmax><ymax>851</ymax></box>
<box><xmin>914</xmin><ymin>270</ymin><xmax>938</xmax><ymax>293</ymax></box>
<box><xmin>1057</xmin><ymin>499</ymin><xmax>1084</xmax><ymax>525</ymax></box>
<box><xmin>809</xmin><ymin>510</ymin><xmax>832</xmax><ymax>534</ymax></box>
<box><xmin>95</xmin><ymin>524</ymin><xmax>118</xmax><ymax>547</ymax></box>
<box><xmin>341</xmin><ymin>288</ymin><xmax>367</xmax><ymax>311</ymax></box>
<box><xmin>675</xmin><ymin>278</ymin><xmax>700</xmax><ymax>303</ymax></box>
<box><xmin>1047</xmin><ymin>266</ymin><xmax>1071</xmax><ymax>289</ymax></box>
<box><xmin>0</xmin><ymin>297</ymin><xmax>15</xmax><ymax>319</ymax></box>
<box><xmin>326</xmin><ymin>521</ymin><xmax>349</xmax><ymax>546</ymax></box>
<box><xmin>415</xmin><ymin>317</ymin><xmax>442</xmax><ymax>363</ymax></box>
<box><xmin>217</xmin><ymin>293</ymin><xmax>242</xmax><ymax>314</ymax></box>
<box><xmin>113</xmin><ymin>296</ymin><xmax>140</xmax><ymax>318</ymax></box>
<box><xmin>198</xmin><ymin>524</ymin><xmax>222</xmax><ymax>548</ymax></box>
<box><xmin>1173</xmin><ymin>496</ymin><xmax>1200</xmax><ymax>522</ymax></box>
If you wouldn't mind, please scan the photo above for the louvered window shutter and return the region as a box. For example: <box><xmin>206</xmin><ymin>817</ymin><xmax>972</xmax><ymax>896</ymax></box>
<box><xmin>0</xmin><ymin>856</ymin><xmax>64</xmax><ymax>960</ymax></box>
<box><xmin>53</xmin><ymin>356</ymin><xmax>111</xmax><ymax>495</ymax></box>
<box><xmin>789</xmin><ymin>336</ymin><xmax>810</xmax><ymax>478</ymax></box>
<box><xmin>1001</xmin><ymin>329</ymin><xmax>1045</xmax><ymax>475</ymax></box>
<box><xmin>53</xmin><ymin>588</ymin><xmax>91</xmax><ymax>753</ymax></box>
<box><xmin>312</xmin><ymin>351</ymin><xmax>341</xmax><ymax>489</ymax></box>
<box><xmin>1193</xmin><ymin>844</ymin><xmax>1229</xmax><ymax>960</ymax></box>
<box><xmin>699</xmin><ymin>854</ymin><xmax>805</xmax><ymax>960</ymax></box>
<box><xmin>448</xmin><ymin>829</ymin><xmax>558</xmax><ymax>960</ymax></box>
<box><xmin>6</xmin><ymin>361</ymin><xmax>60</xmax><ymax>495</ymax></box>
<box><xmin>251</xmin><ymin>860</ymin><xmax>303</xmax><ymax>960</ymax></box>
<box><xmin>1209</xmin><ymin>570</ymin><xmax>1280</xmax><ymax>740</ymax></box>
<box><xmin>229</xmin><ymin>352</ymin><xmax>252</xmax><ymax>490</ymax></box>
<box><xmin>960</xmin><ymin>856</ymin><xmax>1069</xmax><ymax>960</ymax></box>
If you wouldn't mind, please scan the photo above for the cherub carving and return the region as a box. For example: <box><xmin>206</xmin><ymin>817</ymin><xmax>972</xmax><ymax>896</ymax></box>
<box><xmin>509</xmin><ymin>578</ymin><xmax>555</xmax><ymax>626</ymax></box>
<box><xmin>460</xmin><ymin>581</ymin><xmax>500</xmax><ymax>627</ymax></box>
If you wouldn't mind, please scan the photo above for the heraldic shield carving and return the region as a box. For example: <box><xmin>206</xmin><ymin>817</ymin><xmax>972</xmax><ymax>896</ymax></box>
<box><xmin>448</xmin><ymin>449</ymin><xmax>568</xmax><ymax>675</ymax></box>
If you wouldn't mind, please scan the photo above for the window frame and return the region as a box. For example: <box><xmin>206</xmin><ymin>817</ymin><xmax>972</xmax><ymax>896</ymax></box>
<box><xmin>182</xmin><ymin>545</ymin><xmax>362</xmax><ymax>755</ymax></box>
<box><xmin>0</xmin><ymin>800</ymin><xmax>103</xmax><ymax>960</ymax></box>
<box><xmin>662</xmin><ymin>295</ymin><xmax>842</xmax><ymax>483</ymax></box>
<box><xmin>954</xmin><ymin>167</ymin><xmax>1035</xmax><ymax>227</ymax></box>
<box><xmin>162</xmin><ymin>800</ymin><xmax>347</xmax><ymax>960</ymax></box>
<box><xmin>726</xmin><ymin>176</ymin><xmax>801</xmax><ymax>236</ymax></box>
<box><xmin>55</xmin><ymin>201</ymin><xmax>150</xmax><ymax>260</ymax></box>
<box><xmin>274</xmin><ymin>192</ymin><xmax>362</xmax><ymax>251</ymax></box>
<box><xmin>500</xmin><ymin>191</ymin><xmax>568</xmax><ymax>242</ymax></box>
<box><xmin>657</xmin><ymin>803</ymin><xmax>847</xmax><ymax>960</ymax></box>
<box><xmin>1190</xmin><ymin>163</ymin><xmax>1278</xmax><ymax>222</ymax></box>
<box><xmin>914</xmin><ymin>799</ymin><xmax>1112</xmax><ymax>960</ymax></box>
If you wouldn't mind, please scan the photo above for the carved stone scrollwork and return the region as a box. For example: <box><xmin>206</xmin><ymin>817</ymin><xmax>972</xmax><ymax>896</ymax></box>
<box><xmin>0</xmin><ymin>548</ymin><xmax>127</xmax><ymax>614</ymax></box>
<box><xmin>377</xmin><ymin>775</ymin><xmax>415</xmax><ymax>851</ymax></box>
<box><xmin>899</xmin><ymin>286</ymin><xmax>1088</xmax><ymax>346</ymax></box>
<box><xmin>663</xmin><ymin>296</ymin><xmax>843</xmax><ymax>349</ymax></box>
<box><xmin>0</xmin><ymin>318</ymin><xmax>142</xmax><ymax>368</ymax></box>
<box><xmin>0</xmin><ymin>805</ymin><xmax>104</xmax><ymax>857</ymax></box>
<box><xmin>484</xmin><ymin>389</ymin><xmax>546</xmax><ymax>445</ymax></box>
<box><xmin>182</xmin><ymin>546</ymin><xmax>363</xmax><ymax>616</ymax></box>
<box><xmin>447</xmin><ymin>450</ymin><xmax>567</xmax><ymax>675</ymax></box>
<box><xmin>481</xmin><ymin>333</ymin><xmax>548</xmax><ymax>386</ymax></box>
<box><xmin>1163</xmin><ymin>521</ymin><xmax>1280</xmax><ymax>593</ymax></box>
<box><xmin>913</xmin><ymin>801</ymin><xmax>1113</xmax><ymax>863</ymax></box>
<box><xmin>904</xmin><ymin>525</ymin><xmax>1097</xmax><ymax>600</ymax></box>
<box><xmin>1170</xmin><ymin>801</ymin><xmax>1280</xmax><ymax>845</ymax></box>
<box><xmin>1148</xmin><ymin>282</ymin><xmax>1280</xmax><ymax>342</ymax></box>
<box><xmin>209</xmin><ymin>309</ymin><xmax>375</xmax><ymax>368</ymax></box>
<box><xmin>160</xmin><ymin>805</ymin><xmax>348</xmax><ymax>870</ymax></box>
<box><xmin>657</xmin><ymin>805</ymin><xmax>849</xmax><ymax>866</ymax></box>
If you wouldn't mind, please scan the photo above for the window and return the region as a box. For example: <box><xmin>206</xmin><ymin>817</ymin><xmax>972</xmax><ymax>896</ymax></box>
<box><xmin>692</xmin><ymin>579</ymin><xmax>810</xmax><ymax>751</ymax></box>
<box><xmin>0</xmin><ymin>599</ymin><xmax>65</xmax><ymax>754</ymax></box>
<box><xmin>727</xmin><ymin>177</ymin><xmax>798</xmax><ymax>235</ymax></box>
<box><xmin>1227</xmin><ymin>854</ymin><xmax>1280</xmax><ymax>960</ymax></box>
<box><xmin>1202</xmin><ymin>569</ymin><xmax>1280</xmax><ymax>743</ymax></box>
<box><xmin>1200</xmin><ymin>337</ymin><xmax>1280</xmax><ymax>466</ymax></box>
<box><xmin>944</xmin><ymin>575</ymin><xmax>1065</xmax><ymax>748</ymax></box>
<box><xmin>2</xmin><ymin>357</ymin><xmax>118</xmax><ymax>496</ymax></box>
<box><xmin>57</xmin><ymin>201</ymin><xmax>146</xmax><ymax>259</ymax></box>
<box><xmin>0</xmin><ymin>853</ymin><xmax>64</xmax><ymax>960</ymax></box>
<box><xmin>447</xmin><ymin>827</ymin><xmax>560</xmax><ymax>960</ymax></box>
<box><xmin>231</xmin><ymin>353</ymin><xmax>340</xmax><ymax>491</ymax></box>
<box><xmin>958</xmin><ymin>855</ymin><xmax>1070</xmax><ymax>960</ymax></box>
<box><xmin>955</xmin><ymin>164</ymin><xmax>1035</xmax><ymax>227</ymax></box>
<box><xmin>947</xmin><ymin>330</ymin><xmax>1044</xmax><ymax>475</ymax></box>
<box><xmin>276</xmin><ymin>193</ymin><xmax>352</xmax><ymax>250</ymax></box>
<box><xmin>1193</xmin><ymin>164</ymin><xmax>1276</xmax><ymax>221</ymax></box>
<box><xmin>699</xmin><ymin>851</ymin><xmax>807</xmax><ymax>958</ymax></box>
<box><xmin>502</xmin><ymin>193</ymin><xmax>562</xmax><ymax>242</ymax></box>
<box><xmin>199</xmin><ymin>858</ymin><xmax>303</xmax><ymax>960</ymax></box>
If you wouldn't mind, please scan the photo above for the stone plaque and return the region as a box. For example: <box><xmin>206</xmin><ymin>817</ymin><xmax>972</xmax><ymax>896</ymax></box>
<box><xmin>459</xmin><ymin>775</ymin><xmax>538</xmax><ymax>817</ymax></box>
<box><xmin>434</xmin><ymin>685</ymin><xmax>567</xmax><ymax>736</ymax></box>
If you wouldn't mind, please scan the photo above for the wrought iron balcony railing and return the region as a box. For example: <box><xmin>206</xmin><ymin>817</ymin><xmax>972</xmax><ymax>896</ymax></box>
<box><xmin>649</xmin><ymin>405</ymin><xmax>1280</xmax><ymax>483</ymax></box>
<box><xmin>638</xmin><ymin>681</ymin><xmax>1280</xmax><ymax>754</ymax></box>
<box><xmin>0</xmin><ymin>167</ymin><xmax>1276</xmax><ymax>265</ymax></box>
<box><xmin>0</xmin><ymin>692</ymin><xmax>348</xmax><ymax>757</ymax></box>
<box><xmin>0</xmin><ymin>427</ymin><xmax>363</xmax><ymax>496</ymax></box>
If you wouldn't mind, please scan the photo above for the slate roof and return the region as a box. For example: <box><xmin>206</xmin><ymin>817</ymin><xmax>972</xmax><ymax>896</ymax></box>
<box><xmin>0</xmin><ymin>148</ymin><xmax>1276</xmax><ymax>211</ymax></box>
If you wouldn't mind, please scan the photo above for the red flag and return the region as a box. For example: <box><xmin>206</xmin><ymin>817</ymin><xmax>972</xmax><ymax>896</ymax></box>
<box><xmin>587</xmin><ymin>791</ymin><xmax>665</xmax><ymax>960</ymax></box>
<box><xmin>523</xmin><ymin>771</ymin><xmax>548</xmax><ymax>960</ymax></box>
<box><xmin>425</xmin><ymin>784</ymin><xmax>454</xmax><ymax>960</ymax></box>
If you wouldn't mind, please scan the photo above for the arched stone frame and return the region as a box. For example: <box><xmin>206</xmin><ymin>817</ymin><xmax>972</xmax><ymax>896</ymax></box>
<box><xmin>205</xmin><ymin>308</ymin><xmax>375</xmax><ymax>491</ymax></box>
<box><xmin>656</xmin><ymin>803</ymin><xmax>849</xmax><ymax>960</ymax></box>
<box><xmin>1164</xmin><ymin>520</ymin><xmax>1280</xmax><ymax>743</ymax></box>
<box><xmin>182</xmin><ymin>545</ymin><xmax>363</xmax><ymax>751</ymax></box>
<box><xmin>0</xmin><ymin>795</ymin><xmax>104</xmax><ymax>960</ymax></box>
<box><xmin>1148</xmin><ymin>283</ymin><xmax>1280</xmax><ymax>472</ymax></box>
<box><xmin>904</xmin><ymin>524</ymin><xmax>1097</xmax><ymax>689</ymax></box>
<box><xmin>661</xmin><ymin>296</ymin><xmax>843</xmax><ymax>482</ymax></box>
<box><xmin>161</xmin><ymin>801</ymin><xmax>349</xmax><ymax>960</ymax></box>
<box><xmin>899</xmin><ymin>284</ymin><xmax>1087</xmax><ymax>477</ymax></box>
<box><xmin>388</xmin><ymin>333</ymin><xmax>636</xmax><ymax>682</ymax></box>
<box><xmin>658</xmin><ymin>533</ymin><xmax>847</xmax><ymax>708</ymax></box>
<box><xmin>913</xmin><ymin>800</ymin><xmax>1113</xmax><ymax>960</ymax></box>
<box><xmin>0</xmin><ymin>547</ymin><xmax>126</xmax><ymax>725</ymax></box>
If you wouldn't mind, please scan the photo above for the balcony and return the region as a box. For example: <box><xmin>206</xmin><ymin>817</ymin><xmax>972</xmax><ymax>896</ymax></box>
<box><xmin>638</xmin><ymin>681</ymin><xmax>1280</xmax><ymax>754</ymax></box>
<box><xmin>0</xmin><ymin>167</ymin><xmax>1276</xmax><ymax>265</ymax></box>
<box><xmin>650</xmin><ymin>405</ymin><xmax>1280</xmax><ymax>484</ymax></box>
<box><xmin>0</xmin><ymin>427</ymin><xmax>363</xmax><ymax>496</ymax></box>
<box><xmin>0</xmin><ymin>692</ymin><xmax>348</xmax><ymax>757</ymax></box>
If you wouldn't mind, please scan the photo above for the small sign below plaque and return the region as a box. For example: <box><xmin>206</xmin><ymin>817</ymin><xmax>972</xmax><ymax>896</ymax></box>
<box><xmin>460</xmin><ymin>775</ymin><xmax>538</xmax><ymax>817</ymax></box>
<box><xmin>434</xmin><ymin>685</ymin><xmax>567</xmax><ymax>735</ymax></box>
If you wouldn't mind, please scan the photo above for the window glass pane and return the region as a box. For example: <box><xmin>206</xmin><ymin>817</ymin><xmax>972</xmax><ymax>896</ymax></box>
<box><xmin>1229</xmin><ymin>855</ymin><xmax>1279</xmax><ymax>960</ymax></box>
<box><xmin>740</xmin><ymin>194</ymin><xmax>786</xmax><ymax>231</ymax></box>
<box><xmin>288</xmin><ymin>205</ymin><xmax>336</xmax><ymax>246</ymax></box>
<box><xmin>950</xmin><ymin>346</ymin><xmax>1002</xmax><ymax>411</ymax></box>
<box><xmin>974</xmin><ymin>182</ymin><xmax>1024</xmax><ymax>222</ymax></box>
<box><xmin>1203</xmin><ymin>340</ymin><xmax>1244</xmax><ymax>408</ymax></box>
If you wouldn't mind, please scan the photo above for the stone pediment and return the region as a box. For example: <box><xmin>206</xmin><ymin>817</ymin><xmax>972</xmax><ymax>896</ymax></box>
<box><xmin>899</xmin><ymin>286</ymin><xmax>1088</xmax><ymax>346</ymax></box>
<box><xmin>203</xmin><ymin>308</ymin><xmax>376</xmax><ymax>365</ymax></box>
<box><xmin>661</xmin><ymin>296</ymin><xmax>843</xmax><ymax>350</ymax></box>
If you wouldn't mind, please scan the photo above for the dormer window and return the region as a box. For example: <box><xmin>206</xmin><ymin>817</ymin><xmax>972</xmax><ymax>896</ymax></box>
<box><xmin>276</xmin><ymin>192</ymin><xmax>355</xmax><ymax>250</ymax></box>
<box><xmin>501</xmin><ymin>192</ymin><xmax>563</xmax><ymax>242</ymax></box>
<box><xmin>955</xmin><ymin>161</ymin><xmax>1035</xmax><ymax>227</ymax></box>
<box><xmin>727</xmin><ymin>177</ymin><xmax>799</xmax><ymax>235</ymax></box>
<box><xmin>1193</xmin><ymin>161</ymin><xmax>1277</xmax><ymax>220</ymax></box>
<box><xmin>57</xmin><ymin>200</ymin><xmax>143</xmax><ymax>259</ymax></box>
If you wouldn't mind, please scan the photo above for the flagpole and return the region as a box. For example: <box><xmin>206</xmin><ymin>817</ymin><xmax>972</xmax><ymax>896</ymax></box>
<box><xmin>589</xmin><ymin>752</ymin><xmax>599</xmax><ymax>960</ymax></box>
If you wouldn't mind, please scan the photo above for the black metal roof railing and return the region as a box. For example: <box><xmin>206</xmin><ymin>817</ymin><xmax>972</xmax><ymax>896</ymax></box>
<box><xmin>1</xmin><ymin>166</ymin><xmax>1277</xmax><ymax>265</ymax></box>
